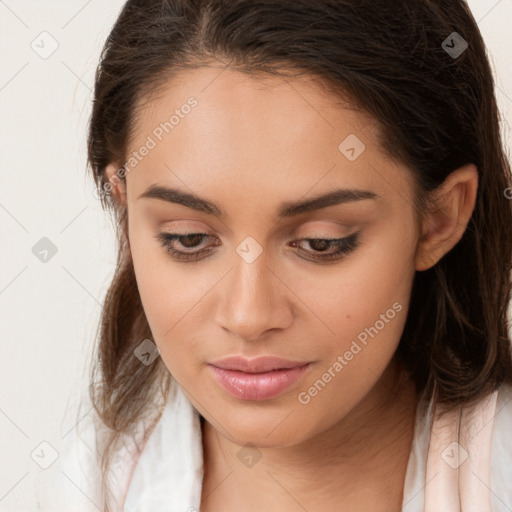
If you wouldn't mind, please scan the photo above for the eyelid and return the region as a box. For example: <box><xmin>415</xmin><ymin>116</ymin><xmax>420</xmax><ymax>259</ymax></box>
<box><xmin>158</xmin><ymin>220</ymin><xmax>355</xmax><ymax>244</ymax></box>
<box><xmin>290</xmin><ymin>222</ymin><xmax>355</xmax><ymax>240</ymax></box>
<box><xmin>156</xmin><ymin>230</ymin><xmax>361</xmax><ymax>264</ymax></box>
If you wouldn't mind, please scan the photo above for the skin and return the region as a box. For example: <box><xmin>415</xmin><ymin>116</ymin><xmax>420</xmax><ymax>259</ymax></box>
<box><xmin>105</xmin><ymin>65</ymin><xmax>478</xmax><ymax>511</ymax></box>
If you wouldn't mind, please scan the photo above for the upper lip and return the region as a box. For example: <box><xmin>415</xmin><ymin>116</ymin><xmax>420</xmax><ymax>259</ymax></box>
<box><xmin>209</xmin><ymin>356</ymin><xmax>310</xmax><ymax>373</ymax></box>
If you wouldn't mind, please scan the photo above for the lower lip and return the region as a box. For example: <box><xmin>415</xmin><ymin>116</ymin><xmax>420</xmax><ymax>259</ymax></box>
<box><xmin>208</xmin><ymin>363</ymin><xmax>311</xmax><ymax>401</ymax></box>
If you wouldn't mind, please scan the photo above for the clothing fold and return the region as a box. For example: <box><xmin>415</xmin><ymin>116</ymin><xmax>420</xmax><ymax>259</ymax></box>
<box><xmin>35</xmin><ymin>380</ymin><xmax>512</xmax><ymax>512</ymax></box>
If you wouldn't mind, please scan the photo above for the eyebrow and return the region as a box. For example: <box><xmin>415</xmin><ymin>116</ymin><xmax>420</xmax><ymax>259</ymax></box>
<box><xmin>138</xmin><ymin>184</ymin><xmax>379</xmax><ymax>218</ymax></box>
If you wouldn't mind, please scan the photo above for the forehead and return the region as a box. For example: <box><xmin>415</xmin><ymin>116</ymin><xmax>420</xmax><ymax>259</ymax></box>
<box><xmin>124</xmin><ymin>66</ymin><xmax>413</xmax><ymax>215</ymax></box>
<box><xmin>129</xmin><ymin>66</ymin><xmax>378</xmax><ymax>152</ymax></box>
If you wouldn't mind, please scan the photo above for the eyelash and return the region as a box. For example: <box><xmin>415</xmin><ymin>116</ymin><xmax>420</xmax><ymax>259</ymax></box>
<box><xmin>155</xmin><ymin>232</ymin><xmax>360</xmax><ymax>263</ymax></box>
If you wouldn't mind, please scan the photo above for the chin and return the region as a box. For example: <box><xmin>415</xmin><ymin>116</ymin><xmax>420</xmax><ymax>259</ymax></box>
<box><xmin>213</xmin><ymin>408</ymin><xmax>313</xmax><ymax>448</ymax></box>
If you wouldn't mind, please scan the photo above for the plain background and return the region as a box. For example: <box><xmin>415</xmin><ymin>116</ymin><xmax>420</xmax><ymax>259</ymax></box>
<box><xmin>0</xmin><ymin>0</ymin><xmax>511</xmax><ymax>509</ymax></box>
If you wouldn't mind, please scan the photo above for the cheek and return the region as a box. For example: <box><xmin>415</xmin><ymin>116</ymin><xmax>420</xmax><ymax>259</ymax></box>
<box><xmin>128</xmin><ymin>217</ymin><xmax>187</xmax><ymax>322</ymax></box>
<box><xmin>289</xmin><ymin>228</ymin><xmax>415</xmax><ymax>344</ymax></box>
<box><xmin>128</xmin><ymin>230</ymin><xmax>218</xmax><ymax>376</ymax></box>
<box><xmin>294</xmin><ymin>258</ymin><xmax>413</xmax><ymax>421</ymax></box>
<box><xmin>128</xmin><ymin>231</ymin><xmax>183</xmax><ymax>342</ymax></box>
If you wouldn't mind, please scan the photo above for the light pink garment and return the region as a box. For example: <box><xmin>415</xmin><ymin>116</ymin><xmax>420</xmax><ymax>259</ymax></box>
<box><xmin>423</xmin><ymin>387</ymin><xmax>499</xmax><ymax>512</ymax></box>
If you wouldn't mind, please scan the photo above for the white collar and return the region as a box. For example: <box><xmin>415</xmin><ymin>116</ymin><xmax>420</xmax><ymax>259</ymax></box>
<box><xmin>123</xmin><ymin>381</ymin><xmax>204</xmax><ymax>511</ymax></box>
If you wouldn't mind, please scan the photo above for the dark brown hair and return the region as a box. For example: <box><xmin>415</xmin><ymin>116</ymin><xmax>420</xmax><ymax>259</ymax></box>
<box><xmin>83</xmin><ymin>0</ymin><xmax>512</xmax><ymax>509</ymax></box>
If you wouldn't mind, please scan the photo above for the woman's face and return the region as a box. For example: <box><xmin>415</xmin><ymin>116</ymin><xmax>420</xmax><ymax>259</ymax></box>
<box><xmin>108</xmin><ymin>66</ymin><xmax>422</xmax><ymax>447</ymax></box>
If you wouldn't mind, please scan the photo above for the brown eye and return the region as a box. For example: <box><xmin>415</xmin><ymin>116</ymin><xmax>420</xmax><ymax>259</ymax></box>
<box><xmin>156</xmin><ymin>233</ymin><xmax>215</xmax><ymax>261</ymax></box>
<box><xmin>291</xmin><ymin>232</ymin><xmax>360</xmax><ymax>262</ymax></box>
<box><xmin>175</xmin><ymin>233</ymin><xmax>206</xmax><ymax>248</ymax></box>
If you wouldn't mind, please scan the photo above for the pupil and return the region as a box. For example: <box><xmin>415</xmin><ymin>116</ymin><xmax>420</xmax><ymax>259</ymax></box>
<box><xmin>181</xmin><ymin>234</ymin><xmax>203</xmax><ymax>248</ymax></box>
<box><xmin>310</xmin><ymin>239</ymin><xmax>331</xmax><ymax>252</ymax></box>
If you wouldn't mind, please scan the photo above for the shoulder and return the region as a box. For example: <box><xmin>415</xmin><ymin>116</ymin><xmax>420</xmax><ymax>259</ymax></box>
<box><xmin>402</xmin><ymin>381</ymin><xmax>512</xmax><ymax>512</ymax></box>
<box><xmin>123</xmin><ymin>381</ymin><xmax>204</xmax><ymax>511</ymax></box>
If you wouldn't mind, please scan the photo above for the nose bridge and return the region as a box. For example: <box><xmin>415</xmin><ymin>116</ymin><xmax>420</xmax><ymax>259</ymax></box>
<box><xmin>215</xmin><ymin>244</ymin><xmax>292</xmax><ymax>341</ymax></box>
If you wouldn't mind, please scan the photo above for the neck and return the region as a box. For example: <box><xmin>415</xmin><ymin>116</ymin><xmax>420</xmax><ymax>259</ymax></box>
<box><xmin>200</xmin><ymin>361</ymin><xmax>419</xmax><ymax>512</ymax></box>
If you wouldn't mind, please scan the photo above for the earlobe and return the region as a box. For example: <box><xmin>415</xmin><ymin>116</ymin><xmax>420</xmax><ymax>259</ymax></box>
<box><xmin>104</xmin><ymin>163</ymin><xmax>131</xmax><ymax>256</ymax></box>
<box><xmin>415</xmin><ymin>163</ymin><xmax>478</xmax><ymax>271</ymax></box>
<box><xmin>104</xmin><ymin>163</ymin><xmax>127</xmax><ymax>205</ymax></box>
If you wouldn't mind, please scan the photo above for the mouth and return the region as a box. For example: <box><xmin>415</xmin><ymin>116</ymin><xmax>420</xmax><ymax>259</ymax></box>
<box><xmin>208</xmin><ymin>355</ymin><xmax>311</xmax><ymax>373</ymax></box>
<box><xmin>208</xmin><ymin>361</ymin><xmax>312</xmax><ymax>401</ymax></box>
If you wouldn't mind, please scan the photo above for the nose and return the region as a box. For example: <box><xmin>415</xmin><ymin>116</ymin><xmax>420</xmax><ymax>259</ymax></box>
<box><xmin>214</xmin><ymin>252</ymin><xmax>294</xmax><ymax>342</ymax></box>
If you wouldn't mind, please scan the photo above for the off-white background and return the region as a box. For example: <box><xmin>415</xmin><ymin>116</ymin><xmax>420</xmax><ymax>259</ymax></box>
<box><xmin>0</xmin><ymin>0</ymin><xmax>511</xmax><ymax>509</ymax></box>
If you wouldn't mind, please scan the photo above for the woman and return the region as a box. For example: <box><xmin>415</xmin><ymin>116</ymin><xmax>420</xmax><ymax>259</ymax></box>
<box><xmin>37</xmin><ymin>1</ymin><xmax>512</xmax><ymax>511</ymax></box>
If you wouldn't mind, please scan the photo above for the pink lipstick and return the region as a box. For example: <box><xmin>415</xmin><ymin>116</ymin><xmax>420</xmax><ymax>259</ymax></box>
<box><xmin>208</xmin><ymin>356</ymin><xmax>312</xmax><ymax>401</ymax></box>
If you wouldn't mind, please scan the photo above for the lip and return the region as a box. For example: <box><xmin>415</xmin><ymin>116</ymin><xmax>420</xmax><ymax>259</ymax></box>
<box><xmin>208</xmin><ymin>356</ymin><xmax>312</xmax><ymax>401</ymax></box>
<box><xmin>209</xmin><ymin>355</ymin><xmax>311</xmax><ymax>373</ymax></box>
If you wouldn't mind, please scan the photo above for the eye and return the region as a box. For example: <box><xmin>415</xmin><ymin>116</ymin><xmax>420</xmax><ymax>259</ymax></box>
<box><xmin>291</xmin><ymin>232</ymin><xmax>360</xmax><ymax>262</ymax></box>
<box><xmin>156</xmin><ymin>233</ymin><xmax>217</xmax><ymax>261</ymax></box>
<box><xmin>155</xmin><ymin>232</ymin><xmax>360</xmax><ymax>263</ymax></box>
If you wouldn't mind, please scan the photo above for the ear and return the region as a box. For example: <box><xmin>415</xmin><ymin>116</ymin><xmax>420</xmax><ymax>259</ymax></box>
<box><xmin>104</xmin><ymin>163</ymin><xmax>127</xmax><ymax>206</ymax></box>
<box><xmin>415</xmin><ymin>163</ymin><xmax>478</xmax><ymax>271</ymax></box>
